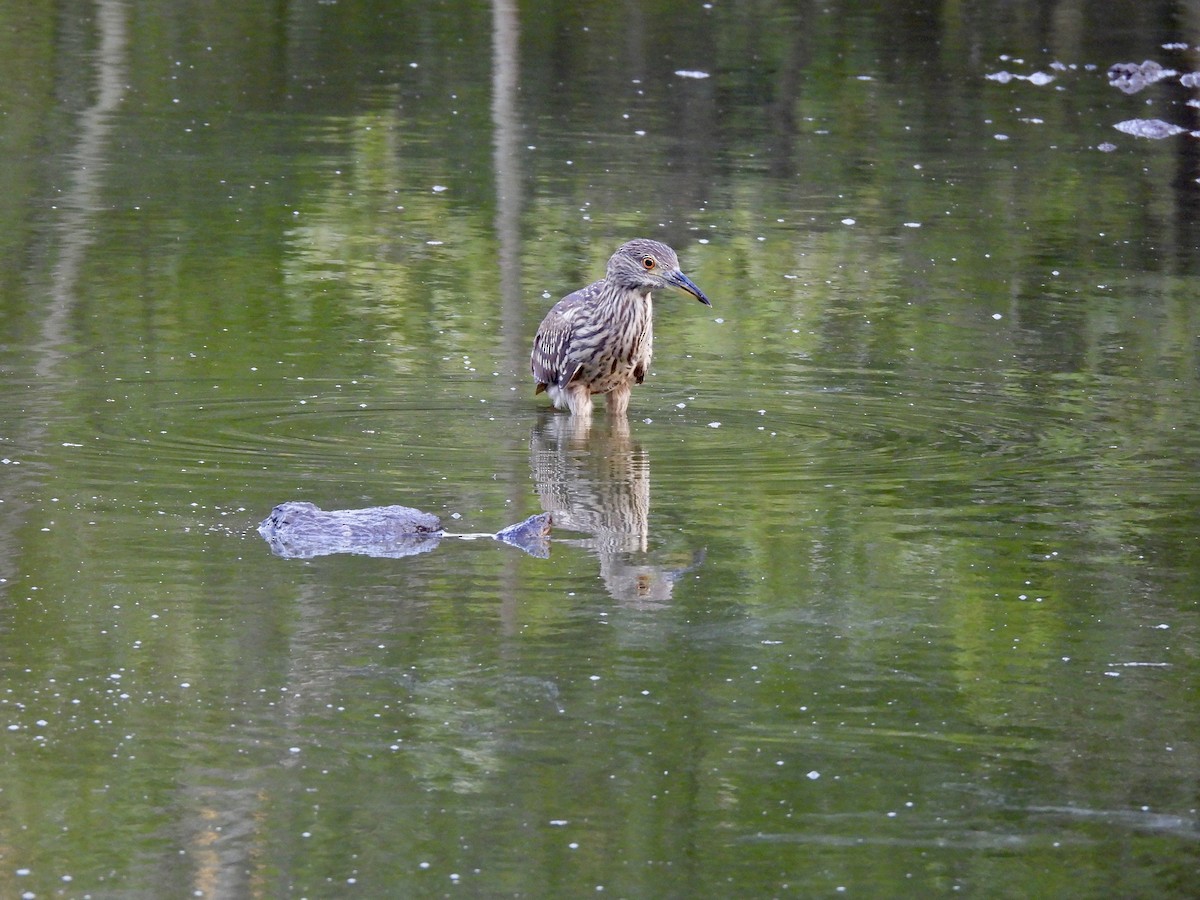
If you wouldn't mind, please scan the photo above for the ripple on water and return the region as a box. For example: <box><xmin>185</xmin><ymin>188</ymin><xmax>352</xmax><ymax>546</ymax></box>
<box><xmin>638</xmin><ymin>364</ymin><xmax>1184</xmax><ymax>541</ymax></box>
<box><xmin>34</xmin><ymin>365</ymin><xmax>1189</xmax><ymax>547</ymax></box>
<box><xmin>65</xmin><ymin>375</ymin><xmax>532</xmax><ymax>480</ymax></box>
<box><xmin>645</xmin><ymin>368</ymin><xmax>1063</xmax><ymax>473</ymax></box>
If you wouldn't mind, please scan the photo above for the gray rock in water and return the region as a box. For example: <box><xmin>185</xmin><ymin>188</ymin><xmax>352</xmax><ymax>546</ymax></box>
<box><xmin>258</xmin><ymin>501</ymin><xmax>443</xmax><ymax>559</ymax></box>
<box><xmin>494</xmin><ymin>512</ymin><xmax>552</xmax><ymax>558</ymax></box>
<box><xmin>258</xmin><ymin>501</ymin><xmax>551</xmax><ymax>560</ymax></box>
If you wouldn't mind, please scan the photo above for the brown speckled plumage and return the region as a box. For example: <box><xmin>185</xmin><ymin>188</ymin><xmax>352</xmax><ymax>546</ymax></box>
<box><xmin>531</xmin><ymin>239</ymin><xmax>711</xmax><ymax>419</ymax></box>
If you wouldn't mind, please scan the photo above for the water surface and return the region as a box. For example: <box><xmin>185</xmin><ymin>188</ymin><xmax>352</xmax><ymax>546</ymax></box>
<box><xmin>1</xmin><ymin>1</ymin><xmax>1198</xmax><ymax>896</ymax></box>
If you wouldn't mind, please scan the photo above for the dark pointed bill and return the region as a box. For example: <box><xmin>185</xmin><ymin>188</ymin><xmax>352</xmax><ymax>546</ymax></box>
<box><xmin>667</xmin><ymin>269</ymin><xmax>713</xmax><ymax>307</ymax></box>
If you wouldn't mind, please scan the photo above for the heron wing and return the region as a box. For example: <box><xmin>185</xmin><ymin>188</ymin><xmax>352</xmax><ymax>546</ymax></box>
<box><xmin>531</xmin><ymin>281</ymin><xmax>601</xmax><ymax>390</ymax></box>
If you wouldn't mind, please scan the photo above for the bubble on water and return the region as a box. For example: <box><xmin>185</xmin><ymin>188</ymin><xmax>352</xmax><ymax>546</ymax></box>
<box><xmin>674</xmin><ymin>69</ymin><xmax>710</xmax><ymax>79</ymax></box>
<box><xmin>807</xmin><ymin>770</ymin><xmax>821</xmax><ymax>780</ymax></box>
<box><xmin>986</xmin><ymin>69</ymin><xmax>1055</xmax><ymax>86</ymax></box>
<box><xmin>1114</xmin><ymin>118</ymin><xmax>1187</xmax><ymax>139</ymax></box>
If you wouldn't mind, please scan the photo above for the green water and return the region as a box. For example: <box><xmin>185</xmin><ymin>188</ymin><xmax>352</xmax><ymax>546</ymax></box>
<box><xmin>1</xmin><ymin>1</ymin><xmax>1198</xmax><ymax>896</ymax></box>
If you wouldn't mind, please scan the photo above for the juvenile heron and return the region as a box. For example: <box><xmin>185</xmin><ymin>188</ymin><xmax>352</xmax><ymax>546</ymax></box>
<box><xmin>531</xmin><ymin>239</ymin><xmax>711</xmax><ymax>418</ymax></box>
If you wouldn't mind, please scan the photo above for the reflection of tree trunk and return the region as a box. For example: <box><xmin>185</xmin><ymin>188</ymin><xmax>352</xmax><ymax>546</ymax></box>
<box><xmin>767</xmin><ymin>7</ymin><xmax>808</xmax><ymax>182</ymax></box>
<box><xmin>45</xmin><ymin>0</ymin><xmax>128</xmax><ymax>363</ymax></box>
<box><xmin>0</xmin><ymin>0</ymin><xmax>127</xmax><ymax>587</ymax></box>
<box><xmin>43</xmin><ymin>6</ymin><xmax>269</xmax><ymax>894</ymax></box>
<box><xmin>493</xmin><ymin>0</ymin><xmax>523</xmax><ymax>381</ymax></box>
<box><xmin>492</xmin><ymin>0</ymin><xmax>528</xmax><ymax>633</ymax></box>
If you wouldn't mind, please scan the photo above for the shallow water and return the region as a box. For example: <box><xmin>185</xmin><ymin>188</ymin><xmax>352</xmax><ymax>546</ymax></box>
<box><xmin>1</xmin><ymin>1</ymin><xmax>1198</xmax><ymax>896</ymax></box>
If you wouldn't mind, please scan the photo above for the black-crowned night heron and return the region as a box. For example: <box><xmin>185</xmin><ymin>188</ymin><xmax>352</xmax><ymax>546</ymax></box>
<box><xmin>531</xmin><ymin>239</ymin><xmax>711</xmax><ymax>418</ymax></box>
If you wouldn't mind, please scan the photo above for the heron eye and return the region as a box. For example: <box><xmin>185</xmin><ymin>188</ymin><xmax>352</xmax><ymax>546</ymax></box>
<box><xmin>641</xmin><ymin>256</ymin><xmax>656</xmax><ymax>270</ymax></box>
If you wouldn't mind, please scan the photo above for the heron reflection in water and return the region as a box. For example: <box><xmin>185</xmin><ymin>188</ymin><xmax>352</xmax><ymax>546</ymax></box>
<box><xmin>530</xmin><ymin>414</ymin><xmax>704</xmax><ymax>605</ymax></box>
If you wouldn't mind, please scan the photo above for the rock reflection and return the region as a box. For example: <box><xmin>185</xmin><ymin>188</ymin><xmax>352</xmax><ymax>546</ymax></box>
<box><xmin>530</xmin><ymin>414</ymin><xmax>703</xmax><ymax>605</ymax></box>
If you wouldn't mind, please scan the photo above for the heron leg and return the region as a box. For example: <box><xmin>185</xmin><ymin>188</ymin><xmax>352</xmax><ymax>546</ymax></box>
<box><xmin>606</xmin><ymin>383</ymin><xmax>632</xmax><ymax>418</ymax></box>
<box><xmin>563</xmin><ymin>383</ymin><xmax>594</xmax><ymax>419</ymax></box>
<box><xmin>546</xmin><ymin>383</ymin><xmax>592</xmax><ymax>417</ymax></box>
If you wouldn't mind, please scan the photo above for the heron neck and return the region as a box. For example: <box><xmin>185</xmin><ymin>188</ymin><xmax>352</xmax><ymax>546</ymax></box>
<box><xmin>602</xmin><ymin>284</ymin><xmax>652</xmax><ymax>309</ymax></box>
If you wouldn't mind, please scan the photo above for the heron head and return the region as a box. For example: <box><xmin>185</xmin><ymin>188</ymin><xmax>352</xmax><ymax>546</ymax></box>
<box><xmin>609</xmin><ymin>239</ymin><xmax>712</xmax><ymax>307</ymax></box>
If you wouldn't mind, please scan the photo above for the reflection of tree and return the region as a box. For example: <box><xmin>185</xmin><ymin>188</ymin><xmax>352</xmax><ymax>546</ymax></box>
<box><xmin>1166</xmin><ymin>38</ymin><xmax>1200</xmax><ymax>275</ymax></box>
<box><xmin>0</xmin><ymin>0</ymin><xmax>126</xmax><ymax>576</ymax></box>
<box><xmin>492</xmin><ymin>0</ymin><xmax>524</xmax><ymax>377</ymax></box>
<box><xmin>530</xmin><ymin>414</ymin><xmax>702</xmax><ymax>604</ymax></box>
